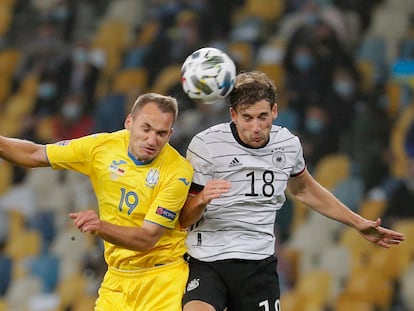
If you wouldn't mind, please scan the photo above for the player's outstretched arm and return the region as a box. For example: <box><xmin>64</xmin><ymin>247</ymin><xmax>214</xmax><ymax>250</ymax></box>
<box><xmin>287</xmin><ymin>169</ymin><xmax>405</xmax><ymax>248</ymax></box>
<box><xmin>0</xmin><ymin>135</ymin><xmax>49</xmax><ymax>168</ymax></box>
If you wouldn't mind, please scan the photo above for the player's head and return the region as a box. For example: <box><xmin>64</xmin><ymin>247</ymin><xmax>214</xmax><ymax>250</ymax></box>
<box><xmin>125</xmin><ymin>93</ymin><xmax>178</xmax><ymax>162</ymax></box>
<box><xmin>228</xmin><ymin>71</ymin><xmax>278</xmax><ymax>148</ymax></box>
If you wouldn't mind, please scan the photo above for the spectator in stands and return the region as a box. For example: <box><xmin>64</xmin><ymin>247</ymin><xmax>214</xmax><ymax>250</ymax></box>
<box><xmin>300</xmin><ymin>103</ymin><xmax>340</xmax><ymax>171</ymax></box>
<box><xmin>382</xmin><ymin>122</ymin><xmax>414</xmax><ymax>227</ymax></box>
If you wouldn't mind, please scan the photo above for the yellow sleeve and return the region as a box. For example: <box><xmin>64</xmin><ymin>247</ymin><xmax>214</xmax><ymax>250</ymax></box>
<box><xmin>46</xmin><ymin>134</ymin><xmax>101</xmax><ymax>175</ymax></box>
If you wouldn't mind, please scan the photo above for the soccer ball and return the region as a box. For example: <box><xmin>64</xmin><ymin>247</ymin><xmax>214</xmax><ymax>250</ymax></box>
<box><xmin>181</xmin><ymin>47</ymin><xmax>236</xmax><ymax>104</ymax></box>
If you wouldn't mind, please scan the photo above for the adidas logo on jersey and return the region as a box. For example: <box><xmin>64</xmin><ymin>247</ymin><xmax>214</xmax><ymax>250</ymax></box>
<box><xmin>229</xmin><ymin>157</ymin><xmax>242</xmax><ymax>167</ymax></box>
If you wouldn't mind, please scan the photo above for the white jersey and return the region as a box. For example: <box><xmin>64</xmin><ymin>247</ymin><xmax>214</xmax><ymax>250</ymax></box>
<box><xmin>186</xmin><ymin>122</ymin><xmax>305</xmax><ymax>261</ymax></box>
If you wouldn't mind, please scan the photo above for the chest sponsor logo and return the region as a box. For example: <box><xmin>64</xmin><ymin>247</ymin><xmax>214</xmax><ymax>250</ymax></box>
<box><xmin>156</xmin><ymin>207</ymin><xmax>176</xmax><ymax>221</ymax></box>
<box><xmin>109</xmin><ymin>160</ymin><xmax>127</xmax><ymax>179</ymax></box>
<box><xmin>146</xmin><ymin>168</ymin><xmax>160</xmax><ymax>188</ymax></box>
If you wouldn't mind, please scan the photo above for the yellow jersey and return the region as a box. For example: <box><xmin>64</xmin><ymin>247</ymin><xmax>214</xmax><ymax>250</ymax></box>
<box><xmin>46</xmin><ymin>129</ymin><xmax>193</xmax><ymax>270</ymax></box>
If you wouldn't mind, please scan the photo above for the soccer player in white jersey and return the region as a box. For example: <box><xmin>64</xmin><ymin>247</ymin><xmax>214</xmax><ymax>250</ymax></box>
<box><xmin>180</xmin><ymin>71</ymin><xmax>405</xmax><ymax>311</ymax></box>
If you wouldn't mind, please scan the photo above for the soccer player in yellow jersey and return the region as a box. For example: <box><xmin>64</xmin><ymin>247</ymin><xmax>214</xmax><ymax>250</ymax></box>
<box><xmin>0</xmin><ymin>93</ymin><xmax>194</xmax><ymax>311</ymax></box>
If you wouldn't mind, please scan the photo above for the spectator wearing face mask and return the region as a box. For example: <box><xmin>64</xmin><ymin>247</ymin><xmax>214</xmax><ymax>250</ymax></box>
<box><xmin>283</xmin><ymin>38</ymin><xmax>329</xmax><ymax>124</ymax></box>
<box><xmin>55</xmin><ymin>40</ymin><xmax>101</xmax><ymax>114</ymax></box>
<box><xmin>382</xmin><ymin>122</ymin><xmax>414</xmax><ymax>227</ymax></box>
<box><xmin>34</xmin><ymin>92</ymin><xmax>94</xmax><ymax>143</ymax></box>
<box><xmin>322</xmin><ymin>64</ymin><xmax>362</xmax><ymax>149</ymax></box>
<box><xmin>300</xmin><ymin>103</ymin><xmax>340</xmax><ymax>171</ymax></box>
<box><xmin>33</xmin><ymin>72</ymin><xmax>60</xmax><ymax>117</ymax></box>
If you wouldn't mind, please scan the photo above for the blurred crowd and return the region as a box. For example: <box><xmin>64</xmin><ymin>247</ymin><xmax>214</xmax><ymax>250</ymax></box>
<box><xmin>0</xmin><ymin>0</ymin><xmax>414</xmax><ymax>310</ymax></box>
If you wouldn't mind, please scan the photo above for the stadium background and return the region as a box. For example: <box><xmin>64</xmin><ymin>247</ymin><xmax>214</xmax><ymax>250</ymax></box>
<box><xmin>0</xmin><ymin>0</ymin><xmax>413</xmax><ymax>310</ymax></box>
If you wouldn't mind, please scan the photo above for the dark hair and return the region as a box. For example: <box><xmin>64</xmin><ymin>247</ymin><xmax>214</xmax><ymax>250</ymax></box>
<box><xmin>130</xmin><ymin>93</ymin><xmax>178</xmax><ymax>124</ymax></box>
<box><xmin>229</xmin><ymin>71</ymin><xmax>277</xmax><ymax>110</ymax></box>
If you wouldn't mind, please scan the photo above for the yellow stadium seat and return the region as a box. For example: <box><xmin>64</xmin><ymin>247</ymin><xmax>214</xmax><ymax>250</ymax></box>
<box><xmin>71</xmin><ymin>294</ymin><xmax>97</xmax><ymax>311</ymax></box>
<box><xmin>358</xmin><ymin>199</ymin><xmax>386</xmax><ymax>220</ymax></box>
<box><xmin>356</xmin><ymin>59</ymin><xmax>375</xmax><ymax>94</ymax></box>
<box><xmin>368</xmin><ymin>247</ymin><xmax>410</xmax><ymax>280</ymax></box>
<box><xmin>7</xmin><ymin>209</ymin><xmax>26</xmax><ymax>237</ymax></box>
<box><xmin>0</xmin><ymin>298</ymin><xmax>7</xmax><ymax>311</ymax></box>
<box><xmin>18</xmin><ymin>73</ymin><xmax>39</xmax><ymax>97</ymax></box>
<box><xmin>280</xmin><ymin>290</ymin><xmax>304</xmax><ymax>311</ymax></box>
<box><xmin>334</xmin><ymin>299</ymin><xmax>374</xmax><ymax>311</ymax></box>
<box><xmin>386</xmin><ymin>80</ymin><xmax>404</xmax><ymax>118</ymax></box>
<box><xmin>93</xmin><ymin>20</ymin><xmax>130</xmax><ymax>52</ymax></box>
<box><xmin>392</xmin><ymin>220</ymin><xmax>414</xmax><ymax>258</ymax></box>
<box><xmin>0</xmin><ymin>4</ymin><xmax>12</xmax><ymax>36</ymax></box>
<box><xmin>228</xmin><ymin>41</ymin><xmax>253</xmax><ymax>71</ymax></box>
<box><xmin>112</xmin><ymin>68</ymin><xmax>148</xmax><ymax>94</ymax></box>
<box><xmin>150</xmin><ymin>64</ymin><xmax>182</xmax><ymax>94</ymax></box>
<box><xmin>313</xmin><ymin>153</ymin><xmax>351</xmax><ymax>190</ymax></box>
<box><xmin>0</xmin><ymin>159</ymin><xmax>13</xmax><ymax>194</ymax></box>
<box><xmin>0</xmin><ymin>48</ymin><xmax>21</xmax><ymax>77</ymax></box>
<box><xmin>338</xmin><ymin>227</ymin><xmax>377</xmax><ymax>270</ymax></box>
<box><xmin>295</xmin><ymin>269</ymin><xmax>332</xmax><ymax>308</ymax></box>
<box><xmin>255</xmin><ymin>62</ymin><xmax>286</xmax><ymax>90</ymax></box>
<box><xmin>243</xmin><ymin>0</ymin><xmax>285</xmax><ymax>22</ymax></box>
<box><xmin>5</xmin><ymin>229</ymin><xmax>42</xmax><ymax>260</ymax></box>
<box><xmin>340</xmin><ymin>267</ymin><xmax>394</xmax><ymax>311</ymax></box>
<box><xmin>4</xmin><ymin>93</ymin><xmax>36</xmax><ymax>119</ymax></box>
<box><xmin>0</xmin><ymin>74</ymin><xmax>12</xmax><ymax>103</ymax></box>
<box><xmin>57</xmin><ymin>273</ymin><xmax>88</xmax><ymax>309</ymax></box>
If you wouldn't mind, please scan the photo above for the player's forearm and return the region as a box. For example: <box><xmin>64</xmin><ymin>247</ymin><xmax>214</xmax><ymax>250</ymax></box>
<box><xmin>289</xmin><ymin>170</ymin><xmax>366</xmax><ymax>228</ymax></box>
<box><xmin>296</xmin><ymin>177</ymin><xmax>365</xmax><ymax>228</ymax></box>
<box><xmin>0</xmin><ymin>135</ymin><xmax>49</xmax><ymax>167</ymax></box>
<box><xmin>98</xmin><ymin>221</ymin><xmax>161</xmax><ymax>252</ymax></box>
<box><xmin>179</xmin><ymin>195</ymin><xmax>206</xmax><ymax>229</ymax></box>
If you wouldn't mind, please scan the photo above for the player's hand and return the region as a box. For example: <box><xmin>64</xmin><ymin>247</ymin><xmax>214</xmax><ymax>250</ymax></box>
<box><xmin>69</xmin><ymin>210</ymin><xmax>101</xmax><ymax>235</ymax></box>
<box><xmin>357</xmin><ymin>217</ymin><xmax>405</xmax><ymax>248</ymax></box>
<box><xmin>200</xmin><ymin>179</ymin><xmax>231</xmax><ymax>205</ymax></box>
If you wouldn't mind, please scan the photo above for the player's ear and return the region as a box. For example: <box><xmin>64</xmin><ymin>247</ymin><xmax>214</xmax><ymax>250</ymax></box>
<box><xmin>124</xmin><ymin>114</ymin><xmax>132</xmax><ymax>130</ymax></box>
<box><xmin>230</xmin><ymin>107</ymin><xmax>237</xmax><ymax>123</ymax></box>
<box><xmin>272</xmin><ymin>103</ymin><xmax>278</xmax><ymax>120</ymax></box>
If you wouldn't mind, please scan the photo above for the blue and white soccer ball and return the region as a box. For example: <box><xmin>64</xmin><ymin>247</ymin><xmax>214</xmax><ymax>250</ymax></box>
<box><xmin>181</xmin><ymin>47</ymin><xmax>236</xmax><ymax>104</ymax></box>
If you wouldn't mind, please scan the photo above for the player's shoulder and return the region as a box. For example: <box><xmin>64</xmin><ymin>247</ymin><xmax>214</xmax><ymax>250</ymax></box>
<box><xmin>163</xmin><ymin>144</ymin><xmax>193</xmax><ymax>170</ymax></box>
<box><xmin>194</xmin><ymin>122</ymin><xmax>231</xmax><ymax>140</ymax></box>
<box><xmin>271</xmin><ymin>124</ymin><xmax>300</xmax><ymax>142</ymax></box>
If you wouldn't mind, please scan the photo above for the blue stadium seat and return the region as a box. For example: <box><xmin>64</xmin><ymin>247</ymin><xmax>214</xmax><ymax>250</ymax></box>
<box><xmin>27</xmin><ymin>254</ymin><xmax>60</xmax><ymax>293</ymax></box>
<box><xmin>0</xmin><ymin>255</ymin><xmax>12</xmax><ymax>296</ymax></box>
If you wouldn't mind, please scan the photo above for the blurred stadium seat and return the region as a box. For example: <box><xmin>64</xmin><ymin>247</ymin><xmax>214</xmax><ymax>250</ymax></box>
<box><xmin>357</xmin><ymin>198</ymin><xmax>386</xmax><ymax>220</ymax></box>
<box><xmin>334</xmin><ymin>299</ymin><xmax>374</xmax><ymax>311</ymax></box>
<box><xmin>312</xmin><ymin>153</ymin><xmax>351</xmax><ymax>190</ymax></box>
<box><xmin>5</xmin><ymin>229</ymin><xmax>42</xmax><ymax>261</ymax></box>
<box><xmin>112</xmin><ymin>68</ymin><xmax>148</xmax><ymax>94</ymax></box>
<box><xmin>27</xmin><ymin>254</ymin><xmax>60</xmax><ymax>293</ymax></box>
<box><xmin>150</xmin><ymin>64</ymin><xmax>182</xmax><ymax>94</ymax></box>
<box><xmin>339</xmin><ymin>267</ymin><xmax>394</xmax><ymax>311</ymax></box>
<box><xmin>0</xmin><ymin>256</ymin><xmax>12</xmax><ymax>296</ymax></box>
<box><xmin>0</xmin><ymin>160</ymin><xmax>13</xmax><ymax>195</ymax></box>
<box><xmin>0</xmin><ymin>48</ymin><xmax>22</xmax><ymax>78</ymax></box>
<box><xmin>228</xmin><ymin>41</ymin><xmax>253</xmax><ymax>71</ymax></box>
<box><xmin>57</xmin><ymin>273</ymin><xmax>88</xmax><ymax>310</ymax></box>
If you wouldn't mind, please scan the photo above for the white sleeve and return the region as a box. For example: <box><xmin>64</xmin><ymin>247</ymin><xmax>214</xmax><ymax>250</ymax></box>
<box><xmin>186</xmin><ymin>135</ymin><xmax>213</xmax><ymax>186</ymax></box>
